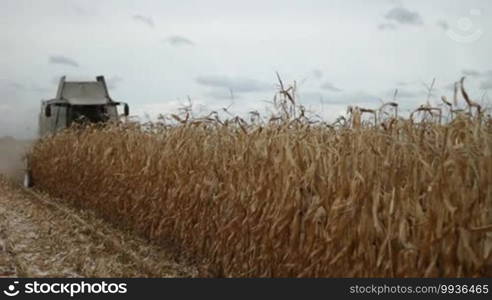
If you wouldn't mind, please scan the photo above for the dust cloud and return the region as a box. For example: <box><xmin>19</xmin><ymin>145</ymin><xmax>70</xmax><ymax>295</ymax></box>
<box><xmin>0</xmin><ymin>136</ymin><xmax>32</xmax><ymax>182</ymax></box>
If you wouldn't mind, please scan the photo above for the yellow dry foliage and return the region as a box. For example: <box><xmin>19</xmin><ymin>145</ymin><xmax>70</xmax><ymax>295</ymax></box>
<box><xmin>30</xmin><ymin>110</ymin><xmax>492</xmax><ymax>277</ymax></box>
<box><xmin>32</xmin><ymin>114</ymin><xmax>492</xmax><ymax>277</ymax></box>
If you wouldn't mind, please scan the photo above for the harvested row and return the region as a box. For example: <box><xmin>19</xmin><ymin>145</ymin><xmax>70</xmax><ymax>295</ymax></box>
<box><xmin>0</xmin><ymin>175</ymin><xmax>196</xmax><ymax>277</ymax></box>
<box><xmin>30</xmin><ymin>115</ymin><xmax>492</xmax><ymax>277</ymax></box>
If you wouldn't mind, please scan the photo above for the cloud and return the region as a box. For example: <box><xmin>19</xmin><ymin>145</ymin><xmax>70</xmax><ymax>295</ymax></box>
<box><xmin>71</xmin><ymin>4</ymin><xmax>90</xmax><ymax>16</ymax></box>
<box><xmin>312</xmin><ymin>69</ymin><xmax>323</xmax><ymax>80</ymax></box>
<box><xmin>9</xmin><ymin>82</ymin><xmax>25</xmax><ymax>91</ymax></box>
<box><xmin>457</xmin><ymin>69</ymin><xmax>492</xmax><ymax>89</ymax></box>
<box><xmin>107</xmin><ymin>76</ymin><xmax>123</xmax><ymax>89</ymax></box>
<box><xmin>437</xmin><ymin>20</ymin><xmax>450</xmax><ymax>31</ymax></box>
<box><xmin>443</xmin><ymin>82</ymin><xmax>458</xmax><ymax>91</ymax></box>
<box><xmin>386</xmin><ymin>88</ymin><xmax>420</xmax><ymax>99</ymax></box>
<box><xmin>462</xmin><ymin>69</ymin><xmax>482</xmax><ymax>77</ymax></box>
<box><xmin>7</xmin><ymin>82</ymin><xmax>49</xmax><ymax>94</ymax></box>
<box><xmin>460</xmin><ymin>69</ymin><xmax>492</xmax><ymax>78</ymax></box>
<box><xmin>320</xmin><ymin>81</ymin><xmax>342</xmax><ymax>92</ymax></box>
<box><xmin>195</xmin><ymin>75</ymin><xmax>271</xmax><ymax>93</ymax></box>
<box><xmin>384</xmin><ymin>6</ymin><xmax>423</xmax><ymax>26</ymax></box>
<box><xmin>480</xmin><ymin>78</ymin><xmax>492</xmax><ymax>90</ymax></box>
<box><xmin>165</xmin><ymin>35</ymin><xmax>195</xmax><ymax>47</ymax></box>
<box><xmin>301</xmin><ymin>91</ymin><xmax>380</xmax><ymax>105</ymax></box>
<box><xmin>300</xmin><ymin>69</ymin><xmax>324</xmax><ymax>86</ymax></box>
<box><xmin>378</xmin><ymin>23</ymin><xmax>397</xmax><ymax>30</ymax></box>
<box><xmin>205</xmin><ymin>89</ymin><xmax>241</xmax><ymax>100</ymax></box>
<box><xmin>49</xmin><ymin>55</ymin><xmax>79</xmax><ymax>67</ymax></box>
<box><xmin>299</xmin><ymin>92</ymin><xmax>329</xmax><ymax>103</ymax></box>
<box><xmin>132</xmin><ymin>14</ymin><xmax>154</xmax><ymax>27</ymax></box>
<box><xmin>51</xmin><ymin>76</ymin><xmax>63</xmax><ymax>85</ymax></box>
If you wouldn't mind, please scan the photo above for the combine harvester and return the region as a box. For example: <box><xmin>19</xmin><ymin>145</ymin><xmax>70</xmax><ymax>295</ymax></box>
<box><xmin>24</xmin><ymin>75</ymin><xmax>130</xmax><ymax>187</ymax></box>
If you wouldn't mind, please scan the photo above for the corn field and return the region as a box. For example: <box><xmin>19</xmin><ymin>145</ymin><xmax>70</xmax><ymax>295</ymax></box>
<box><xmin>29</xmin><ymin>79</ymin><xmax>492</xmax><ymax>277</ymax></box>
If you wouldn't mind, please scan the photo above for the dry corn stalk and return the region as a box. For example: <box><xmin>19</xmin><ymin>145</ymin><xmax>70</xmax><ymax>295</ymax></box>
<box><xmin>29</xmin><ymin>83</ymin><xmax>492</xmax><ymax>278</ymax></box>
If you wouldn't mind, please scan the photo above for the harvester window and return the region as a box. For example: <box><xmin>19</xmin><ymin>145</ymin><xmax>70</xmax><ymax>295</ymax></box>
<box><xmin>69</xmin><ymin>105</ymin><xmax>109</xmax><ymax>124</ymax></box>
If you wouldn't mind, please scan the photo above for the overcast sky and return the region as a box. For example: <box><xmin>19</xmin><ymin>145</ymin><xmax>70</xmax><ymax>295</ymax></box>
<box><xmin>1</xmin><ymin>0</ymin><xmax>491</xmax><ymax>138</ymax></box>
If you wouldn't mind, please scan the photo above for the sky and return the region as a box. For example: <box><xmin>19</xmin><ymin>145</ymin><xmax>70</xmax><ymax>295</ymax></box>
<box><xmin>1</xmin><ymin>0</ymin><xmax>491</xmax><ymax>138</ymax></box>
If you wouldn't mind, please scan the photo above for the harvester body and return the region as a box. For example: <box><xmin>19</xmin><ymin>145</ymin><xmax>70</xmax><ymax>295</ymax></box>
<box><xmin>38</xmin><ymin>76</ymin><xmax>129</xmax><ymax>137</ymax></box>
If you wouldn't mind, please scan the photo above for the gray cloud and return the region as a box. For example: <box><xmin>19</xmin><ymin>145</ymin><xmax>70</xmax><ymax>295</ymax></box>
<box><xmin>462</xmin><ymin>69</ymin><xmax>482</xmax><ymax>77</ymax></box>
<box><xmin>384</xmin><ymin>6</ymin><xmax>423</xmax><ymax>26</ymax></box>
<box><xmin>301</xmin><ymin>91</ymin><xmax>379</xmax><ymax>105</ymax></box>
<box><xmin>9</xmin><ymin>82</ymin><xmax>25</xmax><ymax>91</ymax></box>
<box><xmin>437</xmin><ymin>20</ymin><xmax>450</xmax><ymax>30</ymax></box>
<box><xmin>51</xmin><ymin>76</ymin><xmax>63</xmax><ymax>85</ymax></box>
<box><xmin>320</xmin><ymin>81</ymin><xmax>342</xmax><ymax>92</ymax></box>
<box><xmin>299</xmin><ymin>92</ymin><xmax>328</xmax><ymax>103</ymax></box>
<box><xmin>71</xmin><ymin>3</ymin><xmax>90</xmax><ymax>16</ymax></box>
<box><xmin>165</xmin><ymin>35</ymin><xmax>195</xmax><ymax>46</ymax></box>
<box><xmin>107</xmin><ymin>76</ymin><xmax>123</xmax><ymax>89</ymax></box>
<box><xmin>480</xmin><ymin>78</ymin><xmax>492</xmax><ymax>90</ymax></box>
<box><xmin>396</xmin><ymin>81</ymin><xmax>417</xmax><ymax>87</ymax></box>
<box><xmin>300</xmin><ymin>69</ymin><xmax>324</xmax><ymax>86</ymax></box>
<box><xmin>196</xmin><ymin>75</ymin><xmax>271</xmax><ymax>93</ymax></box>
<box><xmin>49</xmin><ymin>55</ymin><xmax>79</xmax><ymax>67</ymax></box>
<box><xmin>386</xmin><ymin>88</ymin><xmax>421</xmax><ymax>99</ymax></box>
<box><xmin>7</xmin><ymin>82</ymin><xmax>49</xmax><ymax>94</ymax></box>
<box><xmin>444</xmin><ymin>82</ymin><xmax>458</xmax><ymax>91</ymax></box>
<box><xmin>460</xmin><ymin>69</ymin><xmax>492</xmax><ymax>79</ymax></box>
<box><xmin>378</xmin><ymin>23</ymin><xmax>397</xmax><ymax>30</ymax></box>
<box><xmin>132</xmin><ymin>15</ymin><xmax>154</xmax><ymax>27</ymax></box>
<box><xmin>205</xmin><ymin>89</ymin><xmax>241</xmax><ymax>100</ymax></box>
<box><xmin>0</xmin><ymin>84</ymin><xmax>21</xmax><ymax>105</ymax></box>
<box><xmin>459</xmin><ymin>69</ymin><xmax>492</xmax><ymax>90</ymax></box>
<box><xmin>312</xmin><ymin>69</ymin><xmax>323</xmax><ymax>80</ymax></box>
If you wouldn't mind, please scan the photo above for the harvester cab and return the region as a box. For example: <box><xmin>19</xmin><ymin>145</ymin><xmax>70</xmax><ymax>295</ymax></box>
<box><xmin>38</xmin><ymin>75</ymin><xmax>129</xmax><ymax>137</ymax></box>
